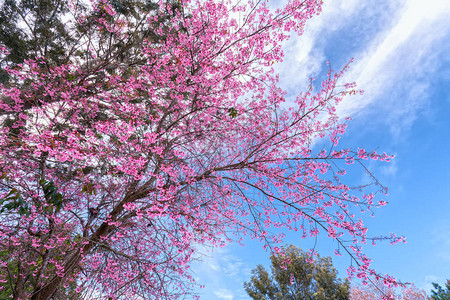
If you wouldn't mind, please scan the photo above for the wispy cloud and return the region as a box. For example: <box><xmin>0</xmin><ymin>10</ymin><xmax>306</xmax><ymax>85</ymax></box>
<box><xmin>431</xmin><ymin>222</ymin><xmax>450</xmax><ymax>262</ymax></box>
<box><xmin>191</xmin><ymin>245</ymin><xmax>252</xmax><ymax>298</ymax></box>
<box><xmin>214</xmin><ymin>288</ymin><xmax>235</xmax><ymax>300</ymax></box>
<box><xmin>379</xmin><ymin>159</ymin><xmax>398</xmax><ymax>176</ymax></box>
<box><xmin>195</xmin><ymin>246</ymin><xmax>246</xmax><ymax>279</ymax></box>
<box><xmin>276</xmin><ymin>0</ymin><xmax>366</xmax><ymax>92</ymax></box>
<box><xmin>422</xmin><ymin>274</ymin><xmax>446</xmax><ymax>293</ymax></box>
<box><xmin>335</xmin><ymin>0</ymin><xmax>450</xmax><ymax>133</ymax></box>
<box><xmin>278</xmin><ymin>0</ymin><xmax>450</xmax><ymax>136</ymax></box>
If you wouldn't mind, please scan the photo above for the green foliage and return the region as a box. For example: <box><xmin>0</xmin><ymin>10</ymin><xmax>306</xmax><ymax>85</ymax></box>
<box><xmin>0</xmin><ymin>179</ymin><xmax>65</xmax><ymax>216</ymax></box>
<box><xmin>0</xmin><ymin>248</ymin><xmax>82</xmax><ymax>299</ymax></box>
<box><xmin>81</xmin><ymin>182</ymin><xmax>97</xmax><ymax>195</ymax></box>
<box><xmin>40</xmin><ymin>179</ymin><xmax>64</xmax><ymax>213</ymax></box>
<box><xmin>431</xmin><ymin>280</ymin><xmax>450</xmax><ymax>300</ymax></box>
<box><xmin>0</xmin><ymin>250</ymin><xmax>32</xmax><ymax>299</ymax></box>
<box><xmin>0</xmin><ymin>0</ymin><xmax>74</xmax><ymax>83</ymax></box>
<box><xmin>228</xmin><ymin>107</ymin><xmax>239</xmax><ymax>118</ymax></box>
<box><xmin>244</xmin><ymin>245</ymin><xmax>350</xmax><ymax>300</ymax></box>
<box><xmin>0</xmin><ymin>0</ymin><xmax>181</xmax><ymax>67</ymax></box>
<box><xmin>0</xmin><ymin>188</ymin><xmax>30</xmax><ymax>216</ymax></box>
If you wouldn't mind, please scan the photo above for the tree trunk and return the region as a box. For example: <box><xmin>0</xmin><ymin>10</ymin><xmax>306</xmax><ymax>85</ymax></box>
<box><xmin>30</xmin><ymin>251</ymin><xmax>80</xmax><ymax>300</ymax></box>
<box><xmin>30</xmin><ymin>277</ymin><xmax>63</xmax><ymax>300</ymax></box>
<box><xmin>30</xmin><ymin>193</ymin><xmax>137</xmax><ymax>298</ymax></box>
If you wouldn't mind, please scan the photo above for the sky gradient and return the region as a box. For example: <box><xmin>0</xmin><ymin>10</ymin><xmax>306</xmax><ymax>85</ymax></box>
<box><xmin>192</xmin><ymin>0</ymin><xmax>450</xmax><ymax>298</ymax></box>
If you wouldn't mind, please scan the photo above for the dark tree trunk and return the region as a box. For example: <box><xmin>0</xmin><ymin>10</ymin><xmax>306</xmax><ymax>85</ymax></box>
<box><xmin>29</xmin><ymin>194</ymin><xmax>138</xmax><ymax>299</ymax></box>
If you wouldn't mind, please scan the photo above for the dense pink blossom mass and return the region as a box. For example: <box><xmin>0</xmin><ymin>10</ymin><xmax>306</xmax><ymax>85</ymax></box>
<box><xmin>351</xmin><ymin>281</ymin><xmax>429</xmax><ymax>300</ymax></box>
<box><xmin>0</xmin><ymin>0</ymin><xmax>406</xmax><ymax>298</ymax></box>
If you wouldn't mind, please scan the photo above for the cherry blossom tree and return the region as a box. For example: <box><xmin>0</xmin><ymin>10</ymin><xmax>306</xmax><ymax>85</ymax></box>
<box><xmin>0</xmin><ymin>0</ymin><xmax>406</xmax><ymax>298</ymax></box>
<box><xmin>350</xmin><ymin>281</ymin><xmax>430</xmax><ymax>300</ymax></box>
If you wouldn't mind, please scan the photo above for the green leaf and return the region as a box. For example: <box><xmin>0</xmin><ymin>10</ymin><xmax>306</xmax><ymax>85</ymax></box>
<box><xmin>81</xmin><ymin>183</ymin><xmax>96</xmax><ymax>195</ymax></box>
<box><xmin>18</xmin><ymin>205</ymin><xmax>30</xmax><ymax>216</ymax></box>
<box><xmin>45</xmin><ymin>205</ymin><xmax>54</xmax><ymax>215</ymax></box>
<box><xmin>3</xmin><ymin>202</ymin><xmax>18</xmax><ymax>210</ymax></box>
<box><xmin>3</xmin><ymin>188</ymin><xmax>18</xmax><ymax>199</ymax></box>
<box><xmin>228</xmin><ymin>107</ymin><xmax>238</xmax><ymax>118</ymax></box>
<box><xmin>66</xmin><ymin>74</ymin><xmax>76</xmax><ymax>81</ymax></box>
<box><xmin>39</xmin><ymin>179</ymin><xmax>64</xmax><ymax>213</ymax></box>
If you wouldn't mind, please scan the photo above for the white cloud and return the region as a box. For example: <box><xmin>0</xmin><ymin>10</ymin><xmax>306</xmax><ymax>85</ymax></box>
<box><xmin>425</xmin><ymin>274</ymin><xmax>442</xmax><ymax>282</ymax></box>
<box><xmin>214</xmin><ymin>288</ymin><xmax>235</xmax><ymax>300</ymax></box>
<box><xmin>431</xmin><ymin>223</ymin><xmax>450</xmax><ymax>262</ymax></box>
<box><xmin>422</xmin><ymin>275</ymin><xmax>446</xmax><ymax>293</ymax></box>
<box><xmin>194</xmin><ymin>246</ymin><xmax>246</xmax><ymax>279</ymax></box>
<box><xmin>276</xmin><ymin>0</ymin><xmax>365</xmax><ymax>93</ymax></box>
<box><xmin>191</xmin><ymin>244</ymin><xmax>252</xmax><ymax>299</ymax></box>
<box><xmin>221</xmin><ymin>255</ymin><xmax>245</xmax><ymax>279</ymax></box>
<box><xmin>277</xmin><ymin>0</ymin><xmax>450</xmax><ymax>137</ymax></box>
<box><xmin>380</xmin><ymin>159</ymin><xmax>398</xmax><ymax>176</ymax></box>
<box><xmin>277</xmin><ymin>32</ymin><xmax>324</xmax><ymax>93</ymax></box>
<box><xmin>335</xmin><ymin>0</ymin><xmax>450</xmax><ymax>135</ymax></box>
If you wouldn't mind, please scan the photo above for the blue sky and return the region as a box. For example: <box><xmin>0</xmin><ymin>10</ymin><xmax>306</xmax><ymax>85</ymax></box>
<box><xmin>191</xmin><ymin>0</ymin><xmax>450</xmax><ymax>298</ymax></box>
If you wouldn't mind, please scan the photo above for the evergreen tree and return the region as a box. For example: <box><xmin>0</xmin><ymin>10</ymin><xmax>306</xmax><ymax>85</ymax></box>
<box><xmin>0</xmin><ymin>0</ymin><xmax>180</xmax><ymax>108</ymax></box>
<box><xmin>244</xmin><ymin>245</ymin><xmax>350</xmax><ymax>300</ymax></box>
<box><xmin>431</xmin><ymin>280</ymin><xmax>450</xmax><ymax>300</ymax></box>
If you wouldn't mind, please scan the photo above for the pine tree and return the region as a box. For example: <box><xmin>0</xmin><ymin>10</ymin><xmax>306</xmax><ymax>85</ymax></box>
<box><xmin>244</xmin><ymin>245</ymin><xmax>350</xmax><ymax>300</ymax></box>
